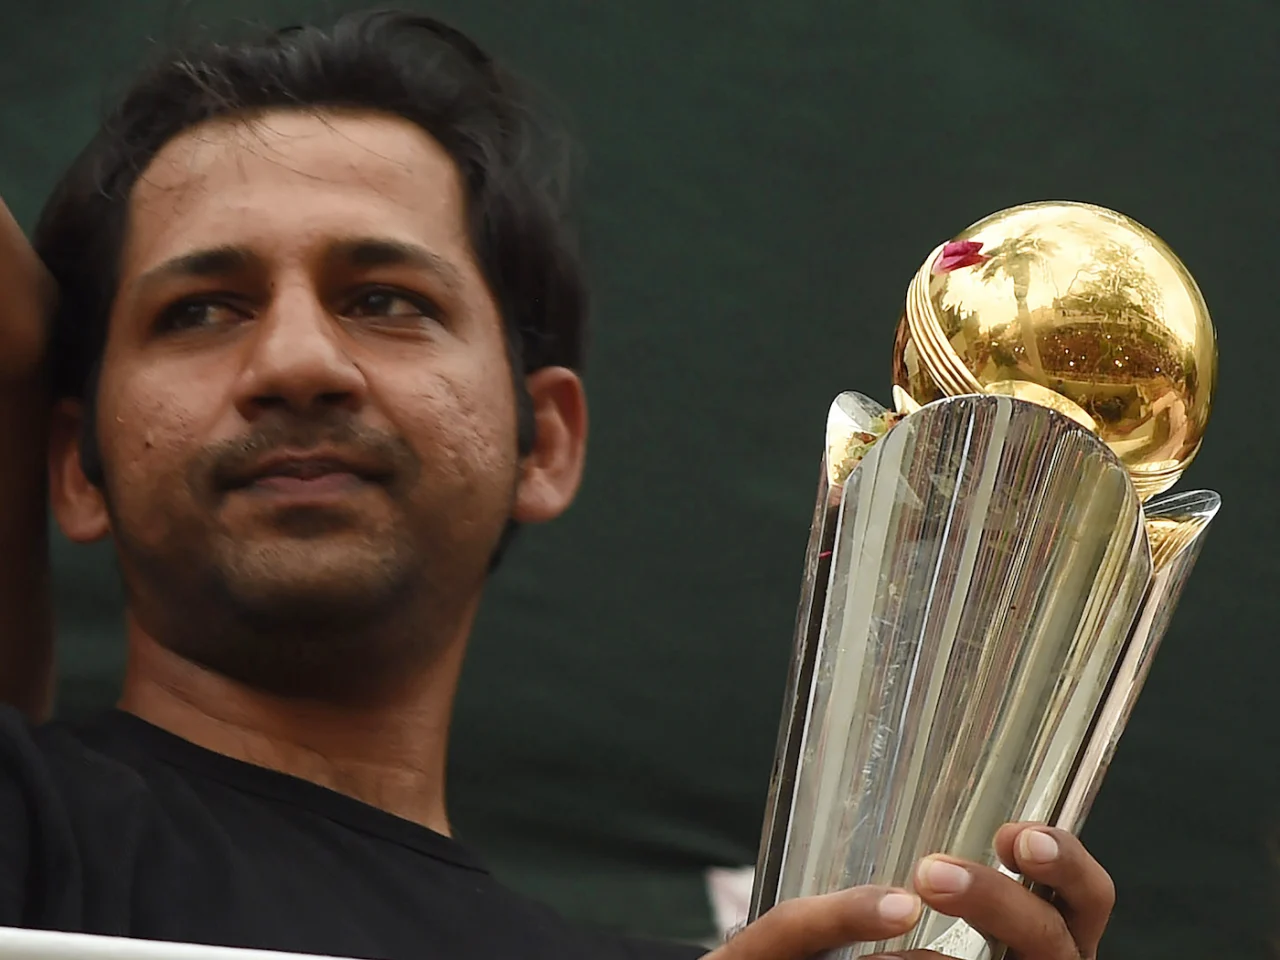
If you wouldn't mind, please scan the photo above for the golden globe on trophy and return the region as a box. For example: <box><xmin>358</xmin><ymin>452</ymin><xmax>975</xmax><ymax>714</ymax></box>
<box><xmin>748</xmin><ymin>201</ymin><xmax>1219</xmax><ymax>959</ymax></box>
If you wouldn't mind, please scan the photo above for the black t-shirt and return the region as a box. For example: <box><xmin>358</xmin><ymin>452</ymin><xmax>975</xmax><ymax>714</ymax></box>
<box><xmin>0</xmin><ymin>707</ymin><xmax>707</xmax><ymax>960</ymax></box>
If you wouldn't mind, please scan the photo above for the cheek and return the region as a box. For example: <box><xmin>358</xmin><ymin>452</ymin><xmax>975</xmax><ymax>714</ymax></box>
<box><xmin>387</xmin><ymin>358</ymin><xmax>518</xmax><ymax>510</ymax></box>
<box><xmin>94</xmin><ymin>363</ymin><xmax>207</xmax><ymax>511</ymax></box>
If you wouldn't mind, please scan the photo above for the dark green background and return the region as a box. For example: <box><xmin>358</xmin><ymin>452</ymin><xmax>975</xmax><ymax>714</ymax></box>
<box><xmin>1</xmin><ymin>1</ymin><xmax>1275</xmax><ymax>956</ymax></box>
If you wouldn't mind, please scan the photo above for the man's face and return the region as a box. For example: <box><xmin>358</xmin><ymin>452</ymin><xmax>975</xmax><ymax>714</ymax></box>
<box><xmin>78</xmin><ymin>109</ymin><xmax>522</xmax><ymax>691</ymax></box>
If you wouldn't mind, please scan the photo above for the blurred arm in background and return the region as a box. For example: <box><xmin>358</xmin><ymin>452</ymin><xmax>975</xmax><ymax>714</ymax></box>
<box><xmin>0</xmin><ymin>197</ymin><xmax>54</xmax><ymax>719</ymax></box>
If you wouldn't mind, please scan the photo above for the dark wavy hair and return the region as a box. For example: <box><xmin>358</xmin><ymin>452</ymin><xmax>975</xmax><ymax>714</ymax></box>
<box><xmin>34</xmin><ymin>9</ymin><xmax>588</xmax><ymax>489</ymax></box>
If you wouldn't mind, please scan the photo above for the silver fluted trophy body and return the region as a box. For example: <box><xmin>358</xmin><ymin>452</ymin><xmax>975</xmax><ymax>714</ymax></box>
<box><xmin>748</xmin><ymin>202</ymin><xmax>1219</xmax><ymax>960</ymax></box>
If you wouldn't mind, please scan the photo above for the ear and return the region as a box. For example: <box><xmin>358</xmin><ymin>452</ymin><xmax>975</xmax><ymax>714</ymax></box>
<box><xmin>512</xmin><ymin>366</ymin><xmax>587</xmax><ymax>525</ymax></box>
<box><xmin>48</xmin><ymin>398</ymin><xmax>110</xmax><ymax>543</ymax></box>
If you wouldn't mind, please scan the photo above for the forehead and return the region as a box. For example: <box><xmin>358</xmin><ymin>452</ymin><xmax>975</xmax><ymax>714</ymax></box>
<box><xmin>123</xmin><ymin>109</ymin><xmax>470</xmax><ymax>271</ymax></box>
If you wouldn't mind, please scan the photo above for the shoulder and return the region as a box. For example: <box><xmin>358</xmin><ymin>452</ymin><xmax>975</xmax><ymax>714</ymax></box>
<box><xmin>0</xmin><ymin>706</ymin><xmax>187</xmax><ymax>929</ymax></box>
<box><xmin>0</xmin><ymin>704</ymin><xmax>99</xmax><ymax>926</ymax></box>
<box><xmin>0</xmin><ymin>703</ymin><xmax>92</xmax><ymax>813</ymax></box>
<box><xmin>0</xmin><ymin>706</ymin><xmax>157</xmax><ymax>868</ymax></box>
<box><xmin>0</xmin><ymin>706</ymin><xmax>150</xmax><ymax>808</ymax></box>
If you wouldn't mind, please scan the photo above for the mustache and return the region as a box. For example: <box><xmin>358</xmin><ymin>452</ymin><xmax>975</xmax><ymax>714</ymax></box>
<box><xmin>195</xmin><ymin>415</ymin><xmax>420</xmax><ymax>492</ymax></box>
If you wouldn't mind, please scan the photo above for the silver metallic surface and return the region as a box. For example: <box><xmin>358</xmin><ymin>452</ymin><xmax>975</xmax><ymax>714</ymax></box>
<box><xmin>1056</xmin><ymin>488</ymin><xmax>1220</xmax><ymax>833</ymax></box>
<box><xmin>749</xmin><ymin>394</ymin><xmax>1217</xmax><ymax>959</ymax></box>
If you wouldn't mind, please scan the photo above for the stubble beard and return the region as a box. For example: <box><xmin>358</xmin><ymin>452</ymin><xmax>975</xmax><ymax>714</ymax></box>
<box><xmin>112</xmin><ymin>500</ymin><xmax>460</xmax><ymax>703</ymax></box>
<box><xmin>104</xmin><ymin>412</ymin><xmax>520</xmax><ymax>702</ymax></box>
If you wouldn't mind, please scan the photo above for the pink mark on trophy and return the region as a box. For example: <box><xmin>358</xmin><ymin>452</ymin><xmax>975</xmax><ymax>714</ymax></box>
<box><xmin>932</xmin><ymin>240</ymin><xmax>990</xmax><ymax>274</ymax></box>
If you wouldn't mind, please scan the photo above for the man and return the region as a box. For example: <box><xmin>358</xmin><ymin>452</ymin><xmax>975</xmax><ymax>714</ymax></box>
<box><xmin>0</xmin><ymin>10</ymin><xmax>1115</xmax><ymax>960</ymax></box>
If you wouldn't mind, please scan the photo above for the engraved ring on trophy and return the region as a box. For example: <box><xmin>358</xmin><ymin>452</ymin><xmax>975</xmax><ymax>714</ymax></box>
<box><xmin>748</xmin><ymin>201</ymin><xmax>1219</xmax><ymax>960</ymax></box>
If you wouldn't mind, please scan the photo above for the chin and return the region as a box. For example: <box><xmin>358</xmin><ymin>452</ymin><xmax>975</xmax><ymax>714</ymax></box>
<box><xmin>169</xmin><ymin>547</ymin><xmax>427</xmax><ymax>700</ymax></box>
<box><xmin>215</xmin><ymin>540</ymin><xmax>415</xmax><ymax>622</ymax></box>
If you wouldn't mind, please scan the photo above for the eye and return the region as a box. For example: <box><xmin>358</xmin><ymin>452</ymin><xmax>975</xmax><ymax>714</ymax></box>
<box><xmin>155</xmin><ymin>298</ymin><xmax>249</xmax><ymax>334</ymax></box>
<box><xmin>341</xmin><ymin>287</ymin><xmax>441</xmax><ymax>326</ymax></box>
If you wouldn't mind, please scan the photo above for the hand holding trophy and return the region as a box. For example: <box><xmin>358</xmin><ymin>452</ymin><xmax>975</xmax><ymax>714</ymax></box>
<box><xmin>747</xmin><ymin>201</ymin><xmax>1219</xmax><ymax>959</ymax></box>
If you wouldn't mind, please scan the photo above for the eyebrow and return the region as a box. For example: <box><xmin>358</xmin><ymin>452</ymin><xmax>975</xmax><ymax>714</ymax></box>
<box><xmin>135</xmin><ymin>246</ymin><xmax>260</xmax><ymax>289</ymax></box>
<box><xmin>327</xmin><ymin>238</ymin><xmax>464</xmax><ymax>294</ymax></box>
<box><xmin>133</xmin><ymin>238</ymin><xmax>465</xmax><ymax>294</ymax></box>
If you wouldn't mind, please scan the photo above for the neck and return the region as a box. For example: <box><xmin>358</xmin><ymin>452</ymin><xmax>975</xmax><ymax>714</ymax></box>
<box><xmin>118</xmin><ymin>619</ymin><xmax>467</xmax><ymax>836</ymax></box>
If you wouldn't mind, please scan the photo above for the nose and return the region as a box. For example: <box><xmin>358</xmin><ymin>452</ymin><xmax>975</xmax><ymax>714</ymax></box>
<box><xmin>233</xmin><ymin>285</ymin><xmax>367</xmax><ymax>421</ymax></box>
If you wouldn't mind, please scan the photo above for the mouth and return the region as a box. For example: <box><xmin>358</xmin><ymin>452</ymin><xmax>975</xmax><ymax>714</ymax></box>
<box><xmin>224</xmin><ymin>451</ymin><xmax>392</xmax><ymax>500</ymax></box>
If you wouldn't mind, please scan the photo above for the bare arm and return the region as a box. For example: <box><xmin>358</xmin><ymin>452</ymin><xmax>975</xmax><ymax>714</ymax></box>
<box><xmin>0</xmin><ymin>198</ymin><xmax>54</xmax><ymax>720</ymax></box>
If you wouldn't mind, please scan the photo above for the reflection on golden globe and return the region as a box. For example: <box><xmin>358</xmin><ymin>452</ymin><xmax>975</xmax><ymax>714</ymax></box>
<box><xmin>891</xmin><ymin>201</ymin><xmax>1217</xmax><ymax>499</ymax></box>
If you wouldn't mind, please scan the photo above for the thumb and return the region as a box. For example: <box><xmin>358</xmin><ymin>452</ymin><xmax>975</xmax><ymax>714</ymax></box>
<box><xmin>706</xmin><ymin>886</ymin><xmax>922</xmax><ymax>960</ymax></box>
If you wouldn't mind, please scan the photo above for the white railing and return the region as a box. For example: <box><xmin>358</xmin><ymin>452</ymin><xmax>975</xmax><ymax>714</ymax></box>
<box><xmin>0</xmin><ymin>929</ymin><xmax>346</xmax><ymax>960</ymax></box>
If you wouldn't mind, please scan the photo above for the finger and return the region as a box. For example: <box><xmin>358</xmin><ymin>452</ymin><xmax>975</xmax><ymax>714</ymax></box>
<box><xmin>707</xmin><ymin>886</ymin><xmax>922</xmax><ymax>960</ymax></box>
<box><xmin>994</xmin><ymin>823</ymin><xmax>1115</xmax><ymax>955</ymax></box>
<box><xmin>994</xmin><ymin>822</ymin><xmax>1024</xmax><ymax>872</ymax></box>
<box><xmin>913</xmin><ymin>856</ymin><xmax>1076</xmax><ymax>960</ymax></box>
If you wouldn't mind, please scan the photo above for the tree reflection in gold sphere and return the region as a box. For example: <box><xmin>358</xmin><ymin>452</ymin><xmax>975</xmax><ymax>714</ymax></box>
<box><xmin>892</xmin><ymin>201</ymin><xmax>1217</xmax><ymax>499</ymax></box>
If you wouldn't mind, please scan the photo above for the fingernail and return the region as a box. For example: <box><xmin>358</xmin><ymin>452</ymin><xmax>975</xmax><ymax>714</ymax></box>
<box><xmin>918</xmin><ymin>857</ymin><xmax>971</xmax><ymax>894</ymax></box>
<box><xmin>1018</xmin><ymin>829</ymin><xmax>1060</xmax><ymax>864</ymax></box>
<box><xmin>876</xmin><ymin>890</ymin><xmax>920</xmax><ymax>923</ymax></box>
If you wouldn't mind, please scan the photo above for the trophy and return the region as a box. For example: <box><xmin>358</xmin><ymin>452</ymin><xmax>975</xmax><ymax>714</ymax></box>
<box><xmin>747</xmin><ymin>201</ymin><xmax>1219</xmax><ymax>959</ymax></box>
